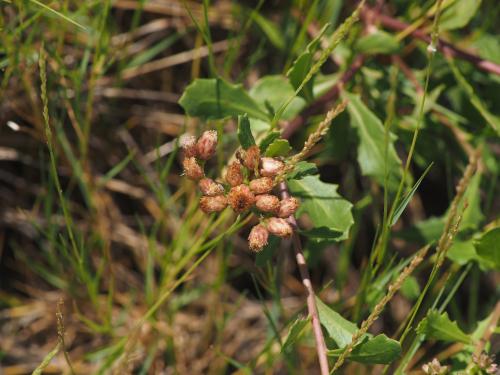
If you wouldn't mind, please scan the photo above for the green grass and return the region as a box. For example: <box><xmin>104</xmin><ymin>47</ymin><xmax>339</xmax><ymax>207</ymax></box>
<box><xmin>0</xmin><ymin>1</ymin><xmax>499</xmax><ymax>374</ymax></box>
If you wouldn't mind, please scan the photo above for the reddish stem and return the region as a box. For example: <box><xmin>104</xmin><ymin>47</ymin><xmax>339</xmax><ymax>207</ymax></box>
<box><xmin>367</xmin><ymin>8</ymin><xmax>500</xmax><ymax>76</ymax></box>
<box><xmin>279</xmin><ymin>182</ymin><xmax>329</xmax><ymax>375</ymax></box>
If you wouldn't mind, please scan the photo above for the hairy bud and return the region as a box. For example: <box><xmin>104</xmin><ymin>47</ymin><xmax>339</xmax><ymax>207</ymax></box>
<box><xmin>249</xmin><ymin>177</ymin><xmax>274</xmax><ymax>194</ymax></box>
<box><xmin>198</xmin><ymin>178</ymin><xmax>224</xmax><ymax>196</ymax></box>
<box><xmin>183</xmin><ymin>157</ymin><xmax>204</xmax><ymax>180</ymax></box>
<box><xmin>278</xmin><ymin>197</ymin><xmax>300</xmax><ymax>218</ymax></box>
<box><xmin>243</xmin><ymin>145</ymin><xmax>261</xmax><ymax>170</ymax></box>
<box><xmin>260</xmin><ymin>157</ymin><xmax>284</xmax><ymax>177</ymax></box>
<box><xmin>226</xmin><ymin>160</ymin><xmax>244</xmax><ymax>187</ymax></box>
<box><xmin>255</xmin><ymin>194</ymin><xmax>280</xmax><ymax>214</ymax></box>
<box><xmin>248</xmin><ymin>224</ymin><xmax>269</xmax><ymax>252</ymax></box>
<box><xmin>179</xmin><ymin>134</ymin><xmax>197</xmax><ymax>158</ymax></box>
<box><xmin>200</xmin><ymin>195</ymin><xmax>227</xmax><ymax>213</ymax></box>
<box><xmin>196</xmin><ymin>130</ymin><xmax>218</xmax><ymax>160</ymax></box>
<box><xmin>267</xmin><ymin>217</ymin><xmax>293</xmax><ymax>237</ymax></box>
<box><xmin>227</xmin><ymin>184</ymin><xmax>255</xmax><ymax>213</ymax></box>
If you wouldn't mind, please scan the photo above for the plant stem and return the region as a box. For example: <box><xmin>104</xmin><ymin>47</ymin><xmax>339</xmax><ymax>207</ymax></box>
<box><xmin>366</xmin><ymin>8</ymin><xmax>500</xmax><ymax>76</ymax></box>
<box><xmin>279</xmin><ymin>182</ymin><xmax>329</xmax><ymax>375</ymax></box>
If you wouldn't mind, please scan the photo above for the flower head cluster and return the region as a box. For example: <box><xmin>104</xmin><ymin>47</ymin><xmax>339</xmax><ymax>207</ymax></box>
<box><xmin>181</xmin><ymin>132</ymin><xmax>300</xmax><ymax>252</ymax></box>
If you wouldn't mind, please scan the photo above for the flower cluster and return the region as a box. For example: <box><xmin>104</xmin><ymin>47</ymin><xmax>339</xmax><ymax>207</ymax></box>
<box><xmin>181</xmin><ymin>130</ymin><xmax>300</xmax><ymax>252</ymax></box>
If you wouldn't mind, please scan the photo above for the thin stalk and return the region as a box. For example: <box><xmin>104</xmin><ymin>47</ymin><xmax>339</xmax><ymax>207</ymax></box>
<box><xmin>279</xmin><ymin>182</ymin><xmax>329</xmax><ymax>375</ymax></box>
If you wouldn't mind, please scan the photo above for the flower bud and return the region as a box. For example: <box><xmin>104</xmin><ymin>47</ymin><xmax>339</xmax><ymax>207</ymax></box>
<box><xmin>249</xmin><ymin>177</ymin><xmax>274</xmax><ymax>194</ymax></box>
<box><xmin>278</xmin><ymin>197</ymin><xmax>300</xmax><ymax>218</ymax></box>
<box><xmin>248</xmin><ymin>224</ymin><xmax>269</xmax><ymax>252</ymax></box>
<box><xmin>198</xmin><ymin>178</ymin><xmax>224</xmax><ymax>196</ymax></box>
<box><xmin>227</xmin><ymin>184</ymin><xmax>255</xmax><ymax>213</ymax></box>
<box><xmin>179</xmin><ymin>134</ymin><xmax>197</xmax><ymax>158</ymax></box>
<box><xmin>255</xmin><ymin>194</ymin><xmax>280</xmax><ymax>214</ymax></box>
<box><xmin>196</xmin><ymin>130</ymin><xmax>218</xmax><ymax>160</ymax></box>
<box><xmin>243</xmin><ymin>145</ymin><xmax>261</xmax><ymax>170</ymax></box>
<box><xmin>267</xmin><ymin>217</ymin><xmax>293</xmax><ymax>237</ymax></box>
<box><xmin>183</xmin><ymin>157</ymin><xmax>204</xmax><ymax>180</ymax></box>
<box><xmin>260</xmin><ymin>157</ymin><xmax>284</xmax><ymax>177</ymax></box>
<box><xmin>200</xmin><ymin>195</ymin><xmax>227</xmax><ymax>213</ymax></box>
<box><xmin>226</xmin><ymin>160</ymin><xmax>244</xmax><ymax>187</ymax></box>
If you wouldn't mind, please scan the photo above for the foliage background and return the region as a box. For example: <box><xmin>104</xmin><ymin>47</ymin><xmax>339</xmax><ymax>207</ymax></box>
<box><xmin>0</xmin><ymin>0</ymin><xmax>499</xmax><ymax>374</ymax></box>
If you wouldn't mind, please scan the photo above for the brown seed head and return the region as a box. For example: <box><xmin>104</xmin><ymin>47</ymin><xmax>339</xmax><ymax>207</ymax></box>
<box><xmin>179</xmin><ymin>134</ymin><xmax>197</xmax><ymax>158</ymax></box>
<box><xmin>196</xmin><ymin>130</ymin><xmax>218</xmax><ymax>160</ymax></box>
<box><xmin>198</xmin><ymin>178</ymin><xmax>224</xmax><ymax>196</ymax></box>
<box><xmin>260</xmin><ymin>157</ymin><xmax>284</xmax><ymax>177</ymax></box>
<box><xmin>183</xmin><ymin>157</ymin><xmax>204</xmax><ymax>180</ymax></box>
<box><xmin>278</xmin><ymin>197</ymin><xmax>300</xmax><ymax>218</ymax></box>
<box><xmin>267</xmin><ymin>217</ymin><xmax>293</xmax><ymax>237</ymax></box>
<box><xmin>226</xmin><ymin>160</ymin><xmax>244</xmax><ymax>186</ymax></box>
<box><xmin>200</xmin><ymin>195</ymin><xmax>227</xmax><ymax>213</ymax></box>
<box><xmin>227</xmin><ymin>184</ymin><xmax>255</xmax><ymax>213</ymax></box>
<box><xmin>249</xmin><ymin>177</ymin><xmax>274</xmax><ymax>194</ymax></box>
<box><xmin>243</xmin><ymin>145</ymin><xmax>261</xmax><ymax>170</ymax></box>
<box><xmin>248</xmin><ymin>224</ymin><xmax>269</xmax><ymax>252</ymax></box>
<box><xmin>255</xmin><ymin>194</ymin><xmax>280</xmax><ymax>213</ymax></box>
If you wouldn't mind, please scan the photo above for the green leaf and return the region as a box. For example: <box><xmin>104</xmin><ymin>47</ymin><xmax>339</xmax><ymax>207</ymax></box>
<box><xmin>287</xmin><ymin>24</ymin><xmax>329</xmax><ymax>102</ymax></box>
<box><xmin>250</xmin><ymin>11</ymin><xmax>285</xmax><ymax>50</ymax></box>
<box><xmin>447</xmin><ymin>240</ymin><xmax>478</xmax><ymax>266</ymax></box>
<box><xmin>286</xmin><ymin>161</ymin><xmax>318</xmax><ymax>180</ymax></box>
<box><xmin>179</xmin><ymin>78</ymin><xmax>269</xmax><ymax>121</ymax></box>
<box><xmin>343</xmin><ymin>92</ymin><xmax>402</xmax><ymax>189</ymax></box>
<box><xmin>459</xmin><ymin>172</ymin><xmax>484</xmax><ymax>230</ymax></box>
<box><xmin>416</xmin><ymin>310</ymin><xmax>472</xmax><ymax>344</ymax></box>
<box><xmin>259</xmin><ymin>131</ymin><xmax>281</xmax><ymax>153</ymax></box>
<box><xmin>317</xmin><ymin>298</ymin><xmax>401</xmax><ymax>364</ymax></box>
<box><xmin>288</xmin><ymin>175</ymin><xmax>354</xmax><ymax>241</ymax></box>
<box><xmin>249</xmin><ymin>75</ymin><xmax>306</xmax><ymax>120</ymax></box>
<box><xmin>281</xmin><ymin>317</ymin><xmax>311</xmax><ymax>353</ymax></box>
<box><xmin>474</xmin><ymin>227</ymin><xmax>500</xmax><ymax>270</ymax></box>
<box><xmin>448</xmin><ymin>58</ymin><xmax>500</xmax><ymax>135</ymax></box>
<box><xmin>439</xmin><ymin>0</ymin><xmax>482</xmax><ymax>31</ymax></box>
<box><xmin>316</xmin><ymin>297</ymin><xmax>358</xmax><ymax>348</ymax></box>
<box><xmin>265</xmin><ymin>139</ymin><xmax>291</xmax><ymax>157</ymax></box>
<box><xmin>237</xmin><ymin>114</ymin><xmax>255</xmax><ymax>149</ymax></box>
<box><xmin>391</xmin><ymin>163</ymin><xmax>433</xmax><ymax>226</ymax></box>
<box><xmin>355</xmin><ymin>30</ymin><xmax>400</xmax><ymax>55</ymax></box>
<box><xmin>400</xmin><ymin>276</ymin><xmax>421</xmax><ymax>301</ymax></box>
<box><xmin>299</xmin><ymin>227</ymin><xmax>342</xmax><ymax>240</ymax></box>
<box><xmin>327</xmin><ymin>335</ymin><xmax>401</xmax><ymax>364</ymax></box>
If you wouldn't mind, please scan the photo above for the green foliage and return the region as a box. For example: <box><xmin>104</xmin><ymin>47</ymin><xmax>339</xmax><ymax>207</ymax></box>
<box><xmin>355</xmin><ymin>30</ymin><xmax>400</xmax><ymax>55</ymax></box>
<box><xmin>416</xmin><ymin>310</ymin><xmax>472</xmax><ymax>344</ymax></box>
<box><xmin>179</xmin><ymin>78</ymin><xmax>269</xmax><ymax>121</ymax></box>
<box><xmin>343</xmin><ymin>92</ymin><xmax>402</xmax><ymax>188</ymax></box>
<box><xmin>237</xmin><ymin>114</ymin><xmax>256</xmax><ymax>149</ymax></box>
<box><xmin>265</xmin><ymin>139</ymin><xmax>291</xmax><ymax>157</ymax></box>
<box><xmin>316</xmin><ymin>298</ymin><xmax>401</xmax><ymax>364</ymax></box>
<box><xmin>474</xmin><ymin>227</ymin><xmax>500</xmax><ymax>269</ymax></box>
<box><xmin>287</xmin><ymin>24</ymin><xmax>329</xmax><ymax>102</ymax></box>
<box><xmin>281</xmin><ymin>317</ymin><xmax>310</xmax><ymax>353</ymax></box>
<box><xmin>288</xmin><ymin>175</ymin><xmax>354</xmax><ymax>241</ymax></box>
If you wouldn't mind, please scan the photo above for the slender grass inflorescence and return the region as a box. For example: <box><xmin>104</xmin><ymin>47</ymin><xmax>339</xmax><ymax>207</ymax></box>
<box><xmin>331</xmin><ymin>245</ymin><xmax>430</xmax><ymax>373</ymax></box>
